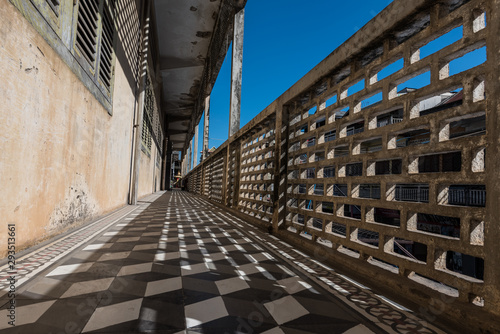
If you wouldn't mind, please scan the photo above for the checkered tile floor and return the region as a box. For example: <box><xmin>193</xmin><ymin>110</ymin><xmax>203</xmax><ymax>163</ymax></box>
<box><xmin>0</xmin><ymin>191</ymin><xmax>448</xmax><ymax>333</ymax></box>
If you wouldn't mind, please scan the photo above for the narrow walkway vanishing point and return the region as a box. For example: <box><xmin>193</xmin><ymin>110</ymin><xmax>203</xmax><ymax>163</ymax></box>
<box><xmin>0</xmin><ymin>191</ymin><xmax>448</xmax><ymax>334</ymax></box>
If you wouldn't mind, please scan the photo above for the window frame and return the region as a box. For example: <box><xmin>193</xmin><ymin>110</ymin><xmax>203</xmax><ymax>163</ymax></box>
<box><xmin>11</xmin><ymin>0</ymin><xmax>119</xmax><ymax>114</ymax></box>
<box><xmin>71</xmin><ymin>0</ymin><xmax>117</xmax><ymax>102</ymax></box>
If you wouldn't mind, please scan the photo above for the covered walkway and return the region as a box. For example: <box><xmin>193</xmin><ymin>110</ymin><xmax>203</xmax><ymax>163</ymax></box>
<box><xmin>0</xmin><ymin>191</ymin><xmax>446</xmax><ymax>333</ymax></box>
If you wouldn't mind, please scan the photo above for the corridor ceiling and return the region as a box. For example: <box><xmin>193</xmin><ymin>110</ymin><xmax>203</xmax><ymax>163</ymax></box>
<box><xmin>153</xmin><ymin>0</ymin><xmax>246</xmax><ymax>153</ymax></box>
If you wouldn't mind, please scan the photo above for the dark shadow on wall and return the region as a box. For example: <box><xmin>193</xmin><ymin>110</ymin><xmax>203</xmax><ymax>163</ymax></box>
<box><xmin>114</xmin><ymin>0</ymin><xmax>142</xmax><ymax>94</ymax></box>
<box><xmin>114</xmin><ymin>0</ymin><xmax>162</xmax><ymax>97</ymax></box>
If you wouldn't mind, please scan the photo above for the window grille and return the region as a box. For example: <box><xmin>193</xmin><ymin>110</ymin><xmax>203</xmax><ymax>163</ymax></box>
<box><xmin>141</xmin><ymin>113</ymin><xmax>152</xmax><ymax>154</ymax></box>
<box><xmin>323</xmin><ymin>166</ymin><xmax>335</xmax><ymax>178</ymax></box>
<box><xmin>141</xmin><ymin>70</ymin><xmax>163</xmax><ymax>156</ymax></box>
<box><xmin>324</xmin><ymin>130</ymin><xmax>336</xmax><ymax>142</ymax></box>
<box><xmin>346</xmin><ymin>163</ymin><xmax>363</xmax><ymax>176</ymax></box>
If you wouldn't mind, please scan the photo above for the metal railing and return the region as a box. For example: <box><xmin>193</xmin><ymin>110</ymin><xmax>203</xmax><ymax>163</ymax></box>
<box><xmin>448</xmin><ymin>187</ymin><xmax>486</xmax><ymax>207</ymax></box>
<box><xmin>395</xmin><ymin>184</ymin><xmax>429</xmax><ymax>203</ymax></box>
<box><xmin>346</xmin><ymin>163</ymin><xmax>363</xmax><ymax>176</ymax></box>
<box><xmin>377</xmin><ymin>116</ymin><xmax>403</xmax><ymax>128</ymax></box>
<box><xmin>346</xmin><ymin>127</ymin><xmax>364</xmax><ymax>136</ymax></box>
<box><xmin>359</xmin><ymin>185</ymin><xmax>381</xmax><ymax>199</ymax></box>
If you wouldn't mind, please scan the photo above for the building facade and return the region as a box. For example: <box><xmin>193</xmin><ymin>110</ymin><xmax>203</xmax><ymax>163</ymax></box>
<box><xmin>0</xmin><ymin>0</ymin><xmax>243</xmax><ymax>257</ymax></box>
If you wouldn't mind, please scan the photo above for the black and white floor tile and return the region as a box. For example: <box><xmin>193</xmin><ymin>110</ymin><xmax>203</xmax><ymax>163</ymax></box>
<box><xmin>0</xmin><ymin>191</ymin><xmax>447</xmax><ymax>333</ymax></box>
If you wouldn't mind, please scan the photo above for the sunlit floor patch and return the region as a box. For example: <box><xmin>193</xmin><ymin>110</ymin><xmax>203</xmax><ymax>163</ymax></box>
<box><xmin>0</xmin><ymin>191</ymin><xmax>448</xmax><ymax>334</ymax></box>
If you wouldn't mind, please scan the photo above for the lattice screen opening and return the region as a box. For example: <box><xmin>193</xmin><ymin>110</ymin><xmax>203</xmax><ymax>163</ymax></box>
<box><xmin>393</xmin><ymin>238</ymin><xmax>427</xmax><ymax>263</ymax></box>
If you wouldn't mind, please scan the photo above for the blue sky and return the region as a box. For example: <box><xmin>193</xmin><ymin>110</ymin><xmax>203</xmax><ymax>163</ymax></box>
<box><xmin>190</xmin><ymin>0</ymin><xmax>486</xmax><ymax>166</ymax></box>
<box><xmin>187</xmin><ymin>0</ymin><xmax>393</xmax><ymax>164</ymax></box>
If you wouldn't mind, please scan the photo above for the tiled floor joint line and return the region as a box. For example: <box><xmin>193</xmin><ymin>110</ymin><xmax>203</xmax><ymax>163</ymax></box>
<box><xmin>0</xmin><ymin>193</ymin><xmax>162</xmax><ymax>296</ymax></box>
<box><xmin>0</xmin><ymin>191</ymin><xmax>450</xmax><ymax>334</ymax></box>
<box><xmin>194</xmin><ymin>195</ymin><xmax>447</xmax><ymax>334</ymax></box>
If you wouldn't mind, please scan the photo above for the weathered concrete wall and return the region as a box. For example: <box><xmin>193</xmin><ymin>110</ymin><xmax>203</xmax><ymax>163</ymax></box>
<box><xmin>0</xmin><ymin>0</ymin><xmax>160</xmax><ymax>257</ymax></box>
<box><xmin>186</xmin><ymin>0</ymin><xmax>499</xmax><ymax>332</ymax></box>
<box><xmin>138</xmin><ymin>145</ymin><xmax>163</xmax><ymax>197</ymax></box>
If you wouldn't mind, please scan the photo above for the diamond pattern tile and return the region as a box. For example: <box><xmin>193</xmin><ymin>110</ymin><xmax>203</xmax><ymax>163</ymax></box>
<box><xmin>0</xmin><ymin>191</ymin><xmax>448</xmax><ymax>334</ymax></box>
<box><xmin>145</xmin><ymin>277</ymin><xmax>182</xmax><ymax>297</ymax></box>
<box><xmin>264</xmin><ymin>295</ymin><xmax>309</xmax><ymax>325</ymax></box>
<box><xmin>185</xmin><ymin>296</ymin><xmax>228</xmax><ymax>328</ymax></box>
<box><xmin>46</xmin><ymin>262</ymin><xmax>94</xmax><ymax>277</ymax></box>
<box><xmin>82</xmin><ymin>298</ymin><xmax>143</xmax><ymax>332</ymax></box>
<box><xmin>215</xmin><ymin>276</ymin><xmax>250</xmax><ymax>295</ymax></box>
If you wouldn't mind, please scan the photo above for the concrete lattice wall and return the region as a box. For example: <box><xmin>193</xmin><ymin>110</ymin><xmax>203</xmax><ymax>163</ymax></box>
<box><xmin>186</xmin><ymin>0</ymin><xmax>500</xmax><ymax>332</ymax></box>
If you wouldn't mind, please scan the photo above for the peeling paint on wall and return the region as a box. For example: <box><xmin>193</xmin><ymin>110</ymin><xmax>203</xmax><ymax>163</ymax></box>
<box><xmin>0</xmin><ymin>0</ymin><xmax>159</xmax><ymax>258</ymax></box>
<box><xmin>47</xmin><ymin>176</ymin><xmax>99</xmax><ymax>234</ymax></box>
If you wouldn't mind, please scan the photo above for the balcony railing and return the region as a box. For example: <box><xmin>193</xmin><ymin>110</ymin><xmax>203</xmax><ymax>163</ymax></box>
<box><xmin>324</xmin><ymin>131</ymin><xmax>336</xmax><ymax>142</ymax></box>
<box><xmin>346</xmin><ymin>163</ymin><xmax>363</xmax><ymax>176</ymax></box>
<box><xmin>377</xmin><ymin>116</ymin><xmax>403</xmax><ymax>128</ymax></box>
<box><xmin>346</xmin><ymin>127</ymin><xmax>364</xmax><ymax>136</ymax></box>
<box><xmin>359</xmin><ymin>185</ymin><xmax>381</xmax><ymax>199</ymax></box>
<box><xmin>395</xmin><ymin>184</ymin><xmax>429</xmax><ymax>203</ymax></box>
<box><xmin>306</xmin><ymin>138</ymin><xmax>316</xmax><ymax>147</ymax></box>
<box><xmin>448</xmin><ymin>187</ymin><xmax>486</xmax><ymax>207</ymax></box>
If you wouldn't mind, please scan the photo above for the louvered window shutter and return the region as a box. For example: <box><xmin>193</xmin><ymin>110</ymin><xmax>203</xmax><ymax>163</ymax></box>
<box><xmin>98</xmin><ymin>1</ymin><xmax>114</xmax><ymax>91</ymax></box>
<box><xmin>75</xmin><ymin>0</ymin><xmax>99</xmax><ymax>67</ymax></box>
<box><xmin>74</xmin><ymin>0</ymin><xmax>115</xmax><ymax>99</ymax></box>
<box><xmin>47</xmin><ymin>0</ymin><xmax>60</xmax><ymax>17</ymax></box>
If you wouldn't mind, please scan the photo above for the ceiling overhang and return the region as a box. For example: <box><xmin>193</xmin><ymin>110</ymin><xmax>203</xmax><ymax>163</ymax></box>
<box><xmin>153</xmin><ymin>0</ymin><xmax>247</xmax><ymax>155</ymax></box>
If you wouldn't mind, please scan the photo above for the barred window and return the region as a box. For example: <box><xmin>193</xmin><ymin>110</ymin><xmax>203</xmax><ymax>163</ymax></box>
<box><xmin>141</xmin><ymin>74</ymin><xmax>154</xmax><ymax>156</ymax></box>
<box><xmin>140</xmin><ymin>69</ymin><xmax>164</xmax><ymax>157</ymax></box>
<box><xmin>323</xmin><ymin>166</ymin><xmax>335</xmax><ymax>178</ymax></box>
<box><xmin>141</xmin><ymin>113</ymin><xmax>152</xmax><ymax>155</ymax></box>
<box><xmin>156</xmin><ymin>148</ymin><xmax>162</xmax><ymax>169</ymax></box>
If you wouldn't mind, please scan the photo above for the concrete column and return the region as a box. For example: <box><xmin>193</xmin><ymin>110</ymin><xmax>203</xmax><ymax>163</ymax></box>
<box><xmin>194</xmin><ymin>123</ymin><xmax>199</xmax><ymax>167</ymax></box>
<box><xmin>187</xmin><ymin>144</ymin><xmax>191</xmax><ymax>173</ymax></box>
<box><xmin>272</xmin><ymin>102</ymin><xmax>290</xmax><ymax>232</ymax></box>
<box><xmin>185</xmin><ymin>151</ymin><xmax>188</xmax><ymax>173</ymax></box>
<box><xmin>203</xmin><ymin>95</ymin><xmax>210</xmax><ymax>160</ymax></box>
<box><xmin>161</xmin><ymin>136</ymin><xmax>168</xmax><ymax>190</ymax></box>
<box><xmin>165</xmin><ymin>139</ymin><xmax>173</xmax><ymax>190</ymax></box>
<box><xmin>130</xmin><ymin>0</ymin><xmax>151</xmax><ymax>205</ymax></box>
<box><xmin>228</xmin><ymin>8</ymin><xmax>245</xmax><ymax>138</ymax></box>
<box><xmin>183</xmin><ymin>153</ymin><xmax>187</xmax><ymax>177</ymax></box>
<box><xmin>484</xmin><ymin>0</ymin><xmax>500</xmax><ymax>315</ymax></box>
